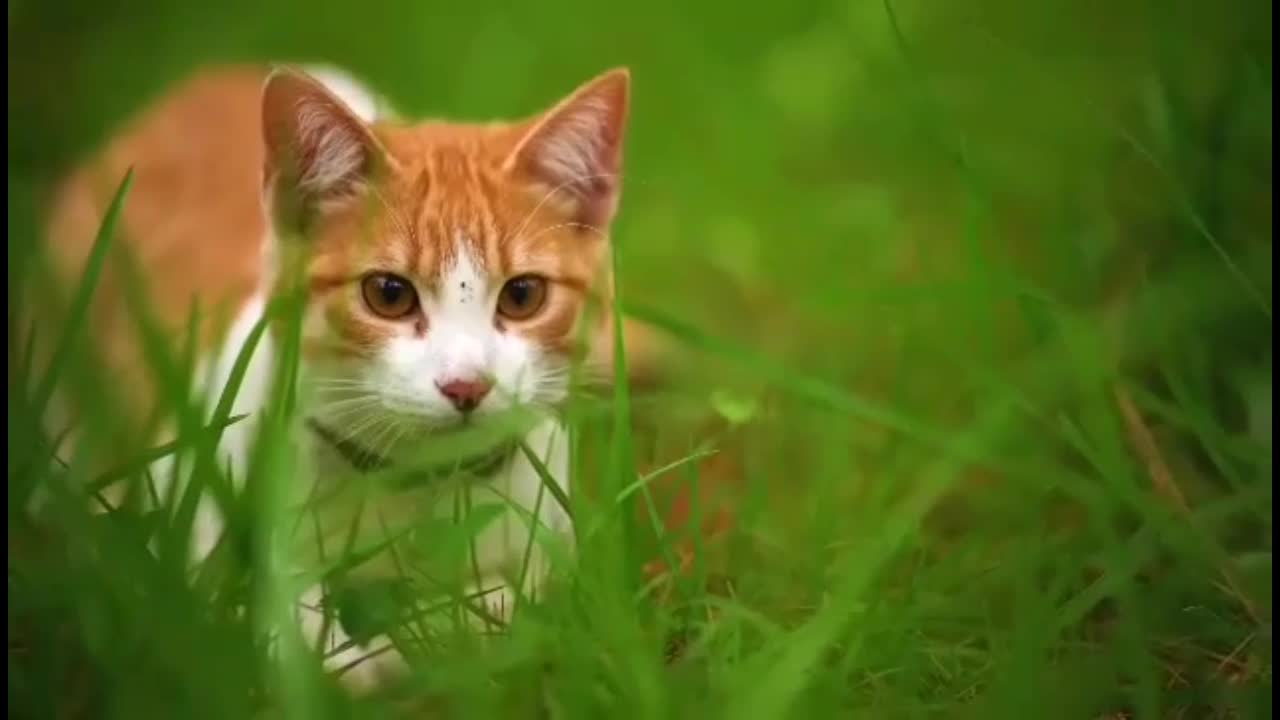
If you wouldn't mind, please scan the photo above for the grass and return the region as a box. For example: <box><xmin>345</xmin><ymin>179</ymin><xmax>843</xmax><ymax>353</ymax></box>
<box><xmin>8</xmin><ymin>0</ymin><xmax>1272</xmax><ymax>718</ymax></box>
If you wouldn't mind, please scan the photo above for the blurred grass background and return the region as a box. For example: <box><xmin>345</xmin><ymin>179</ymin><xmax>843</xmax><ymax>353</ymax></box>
<box><xmin>8</xmin><ymin>0</ymin><xmax>1272</xmax><ymax>718</ymax></box>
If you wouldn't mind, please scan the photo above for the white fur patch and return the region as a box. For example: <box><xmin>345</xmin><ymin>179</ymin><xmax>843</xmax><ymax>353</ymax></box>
<box><xmin>366</xmin><ymin>240</ymin><xmax>551</xmax><ymax>428</ymax></box>
<box><xmin>303</xmin><ymin>66</ymin><xmax>380</xmax><ymax>122</ymax></box>
<box><xmin>289</xmin><ymin>232</ymin><xmax>577</xmax><ymax>690</ymax></box>
<box><xmin>158</xmin><ymin>295</ymin><xmax>275</xmax><ymax>563</ymax></box>
<box><xmin>207</xmin><ymin>295</ymin><xmax>274</xmax><ymax>475</ymax></box>
<box><xmin>188</xmin><ymin>294</ymin><xmax>274</xmax><ymax>560</ymax></box>
<box><xmin>84</xmin><ymin>294</ymin><xmax>274</xmax><ymax>566</ymax></box>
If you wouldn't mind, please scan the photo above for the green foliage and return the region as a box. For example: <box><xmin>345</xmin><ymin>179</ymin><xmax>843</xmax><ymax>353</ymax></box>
<box><xmin>8</xmin><ymin>0</ymin><xmax>1271</xmax><ymax>718</ymax></box>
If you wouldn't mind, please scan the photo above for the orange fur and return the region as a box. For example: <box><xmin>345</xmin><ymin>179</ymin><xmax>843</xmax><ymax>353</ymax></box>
<box><xmin>38</xmin><ymin>63</ymin><xmax>693</xmax><ymax>561</ymax></box>
<box><xmin>40</xmin><ymin>67</ymin><xmax>270</xmax><ymax>436</ymax></box>
<box><xmin>38</xmin><ymin>65</ymin><xmax>668</xmax><ymax>432</ymax></box>
<box><xmin>270</xmin><ymin>116</ymin><xmax>615</xmax><ymax>362</ymax></box>
<box><xmin>32</xmin><ymin>68</ymin><xmax>742</xmax><ymax>691</ymax></box>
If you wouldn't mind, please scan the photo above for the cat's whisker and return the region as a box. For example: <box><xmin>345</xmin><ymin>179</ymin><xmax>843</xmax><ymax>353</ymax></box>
<box><xmin>518</xmin><ymin>220</ymin><xmax>609</xmax><ymax>247</ymax></box>
<box><xmin>310</xmin><ymin>389</ymin><xmax>378</xmax><ymax>396</ymax></box>
<box><xmin>311</xmin><ymin>400</ymin><xmax>384</xmax><ymax>426</ymax></box>
<box><xmin>310</xmin><ymin>389</ymin><xmax>379</xmax><ymax>401</ymax></box>
<box><xmin>307</xmin><ymin>378</ymin><xmax>380</xmax><ymax>389</ymax></box>
<box><xmin>306</xmin><ymin>374</ymin><xmax>375</xmax><ymax>384</ymax></box>
<box><xmin>47</xmin><ymin>65</ymin><xmax>636</xmax><ymax>692</ymax></box>
<box><xmin>368</xmin><ymin>185</ymin><xmax>415</xmax><ymax>250</ymax></box>
<box><xmin>373</xmin><ymin>416</ymin><xmax>411</xmax><ymax>463</ymax></box>
<box><xmin>306</xmin><ymin>391</ymin><xmax>380</xmax><ymax>405</ymax></box>
<box><xmin>307</xmin><ymin>389</ymin><xmax>376</xmax><ymax>399</ymax></box>
<box><xmin>307</xmin><ymin>390</ymin><xmax>381</xmax><ymax>407</ymax></box>
<box><xmin>505</xmin><ymin>171</ymin><xmax>622</xmax><ymax>245</ymax></box>
<box><xmin>338</xmin><ymin>406</ymin><xmax>398</xmax><ymax>445</ymax></box>
<box><xmin>323</xmin><ymin>415</ymin><xmax>380</xmax><ymax>440</ymax></box>
<box><xmin>362</xmin><ymin>415</ymin><xmax>402</xmax><ymax>461</ymax></box>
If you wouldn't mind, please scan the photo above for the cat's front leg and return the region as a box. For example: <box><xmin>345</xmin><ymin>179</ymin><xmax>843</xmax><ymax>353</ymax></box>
<box><xmin>461</xmin><ymin>420</ymin><xmax>572</xmax><ymax>628</ymax></box>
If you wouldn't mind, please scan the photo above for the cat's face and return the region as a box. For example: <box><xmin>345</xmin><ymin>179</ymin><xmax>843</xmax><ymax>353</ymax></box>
<box><xmin>261</xmin><ymin>69</ymin><xmax>628</xmax><ymax>436</ymax></box>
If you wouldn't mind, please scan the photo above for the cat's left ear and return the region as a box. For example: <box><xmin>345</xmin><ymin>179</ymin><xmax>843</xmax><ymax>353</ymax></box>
<box><xmin>261</xmin><ymin>67</ymin><xmax>390</xmax><ymax>231</ymax></box>
<box><xmin>504</xmin><ymin>68</ymin><xmax>630</xmax><ymax>230</ymax></box>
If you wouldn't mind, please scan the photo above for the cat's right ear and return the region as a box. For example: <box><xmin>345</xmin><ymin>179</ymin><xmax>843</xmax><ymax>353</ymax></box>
<box><xmin>261</xmin><ymin>68</ymin><xmax>387</xmax><ymax>230</ymax></box>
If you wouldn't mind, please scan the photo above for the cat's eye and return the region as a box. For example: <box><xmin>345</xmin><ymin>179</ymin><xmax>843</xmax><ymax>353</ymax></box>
<box><xmin>360</xmin><ymin>273</ymin><xmax>418</xmax><ymax>319</ymax></box>
<box><xmin>496</xmin><ymin>275</ymin><xmax>549</xmax><ymax>320</ymax></box>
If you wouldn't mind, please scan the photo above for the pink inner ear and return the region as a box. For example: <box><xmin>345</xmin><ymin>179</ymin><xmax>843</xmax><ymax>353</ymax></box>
<box><xmin>509</xmin><ymin>70</ymin><xmax>630</xmax><ymax>227</ymax></box>
<box><xmin>292</xmin><ymin>96</ymin><xmax>371</xmax><ymax>197</ymax></box>
<box><xmin>528</xmin><ymin>98</ymin><xmax>620</xmax><ymax>193</ymax></box>
<box><xmin>262</xmin><ymin>70</ymin><xmax>378</xmax><ymax>206</ymax></box>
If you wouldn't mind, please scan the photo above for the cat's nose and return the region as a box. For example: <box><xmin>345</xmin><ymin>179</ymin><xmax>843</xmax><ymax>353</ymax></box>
<box><xmin>436</xmin><ymin>378</ymin><xmax>492</xmax><ymax>413</ymax></box>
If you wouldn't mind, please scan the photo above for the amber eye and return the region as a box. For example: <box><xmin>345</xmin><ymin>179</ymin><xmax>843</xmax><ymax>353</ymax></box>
<box><xmin>360</xmin><ymin>273</ymin><xmax>418</xmax><ymax>319</ymax></box>
<box><xmin>496</xmin><ymin>275</ymin><xmax>549</xmax><ymax>320</ymax></box>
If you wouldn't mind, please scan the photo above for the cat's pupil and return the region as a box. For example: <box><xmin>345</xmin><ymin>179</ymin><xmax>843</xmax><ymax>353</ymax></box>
<box><xmin>507</xmin><ymin>280</ymin><xmax>530</xmax><ymax>306</ymax></box>
<box><xmin>380</xmin><ymin>279</ymin><xmax>404</xmax><ymax>303</ymax></box>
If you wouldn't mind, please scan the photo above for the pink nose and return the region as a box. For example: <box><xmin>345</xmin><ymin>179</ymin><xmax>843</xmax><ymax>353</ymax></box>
<box><xmin>436</xmin><ymin>378</ymin><xmax>492</xmax><ymax>413</ymax></box>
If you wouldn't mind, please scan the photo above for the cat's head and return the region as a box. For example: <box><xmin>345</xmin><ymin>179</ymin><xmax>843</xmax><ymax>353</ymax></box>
<box><xmin>260</xmin><ymin>67</ymin><xmax>629</xmax><ymax>434</ymax></box>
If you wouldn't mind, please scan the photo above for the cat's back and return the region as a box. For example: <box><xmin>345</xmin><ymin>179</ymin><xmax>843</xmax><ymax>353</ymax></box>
<box><xmin>28</xmin><ymin>66</ymin><xmax>279</xmax><ymax>448</ymax></box>
<box><xmin>46</xmin><ymin>66</ymin><xmax>272</xmax><ymax>335</ymax></box>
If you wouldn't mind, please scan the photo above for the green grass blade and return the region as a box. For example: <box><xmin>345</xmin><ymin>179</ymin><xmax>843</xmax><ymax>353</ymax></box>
<box><xmin>28</xmin><ymin>168</ymin><xmax>133</xmax><ymax>423</ymax></box>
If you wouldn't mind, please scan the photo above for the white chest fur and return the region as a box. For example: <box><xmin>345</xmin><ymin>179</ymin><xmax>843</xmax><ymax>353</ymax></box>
<box><xmin>296</xmin><ymin>409</ymin><xmax>575</xmax><ymax>607</ymax></box>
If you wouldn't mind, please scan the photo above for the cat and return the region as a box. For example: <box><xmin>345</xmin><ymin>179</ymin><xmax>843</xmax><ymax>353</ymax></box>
<box><xmin>35</xmin><ymin>63</ymin><xmax>639</xmax><ymax>691</ymax></box>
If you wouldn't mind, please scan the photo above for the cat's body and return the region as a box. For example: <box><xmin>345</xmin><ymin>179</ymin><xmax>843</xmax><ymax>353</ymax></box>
<box><xmin>173</xmin><ymin>276</ymin><xmax>575</xmax><ymax>689</ymax></box>
<box><xmin>37</xmin><ymin>64</ymin><xmax>635</xmax><ymax>690</ymax></box>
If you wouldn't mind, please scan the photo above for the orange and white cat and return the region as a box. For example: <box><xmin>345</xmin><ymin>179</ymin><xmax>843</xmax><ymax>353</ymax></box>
<box><xmin>40</xmin><ymin>63</ymin><xmax>636</xmax><ymax>690</ymax></box>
